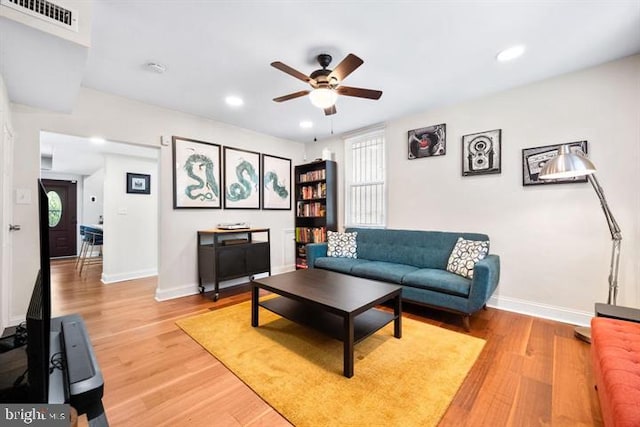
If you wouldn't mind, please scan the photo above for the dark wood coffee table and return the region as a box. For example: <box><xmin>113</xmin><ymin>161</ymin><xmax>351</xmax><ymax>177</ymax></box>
<box><xmin>251</xmin><ymin>268</ymin><xmax>402</xmax><ymax>378</ymax></box>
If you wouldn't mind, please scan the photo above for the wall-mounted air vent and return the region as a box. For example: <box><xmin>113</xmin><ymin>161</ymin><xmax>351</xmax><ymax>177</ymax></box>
<box><xmin>1</xmin><ymin>0</ymin><xmax>79</xmax><ymax>32</ymax></box>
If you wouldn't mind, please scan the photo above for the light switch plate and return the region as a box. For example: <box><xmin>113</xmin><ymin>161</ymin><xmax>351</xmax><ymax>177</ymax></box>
<box><xmin>15</xmin><ymin>189</ymin><xmax>32</xmax><ymax>204</ymax></box>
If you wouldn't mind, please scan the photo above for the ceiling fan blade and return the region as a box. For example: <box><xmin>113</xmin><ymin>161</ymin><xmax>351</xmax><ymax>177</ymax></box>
<box><xmin>324</xmin><ymin>105</ymin><xmax>337</xmax><ymax>116</ymax></box>
<box><xmin>337</xmin><ymin>86</ymin><xmax>383</xmax><ymax>100</ymax></box>
<box><xmin>273</xmin><ymin>90</ymin><xmax>310</xmax><ymax>102</ymax></box>
<box><xmin>271</xmin><ymin>61</ymin><xmax>317</xmax><ymax>86</ymax></box>
<box><xmin>328</xmin><ymin>54</ymin><xmax>363</xmax><ymax>82</ymax></box>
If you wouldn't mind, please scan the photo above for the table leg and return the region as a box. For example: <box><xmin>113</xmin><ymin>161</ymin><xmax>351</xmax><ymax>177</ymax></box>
<box><xmin>343</xmin><ymin>314</ymin><xmax>354</xmax><ymax>378</ymax></box>
<box><xmin>251</xmin><ymin>284</ymin><xmax>259</xmax><ymax>327</ymax></box>
<box><xmin>394</xmin><ymin>294</ymin><xmax>402</xmax><ymax>338</ymax></box>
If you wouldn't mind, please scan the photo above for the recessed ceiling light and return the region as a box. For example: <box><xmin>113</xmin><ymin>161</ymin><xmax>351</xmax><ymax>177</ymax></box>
<box><xmin>89</xmin><ymin>137</ymin><xmax>106</xmax><ymax>144</ymax></box>
<box><xmin>225</xmin><ymin>96</ymin><xmax>244</xmax><ymax>107</ymax></box>
<box><xmin>299</xmin><ymin>121</ymin><xmax>313</xmax><ymax>129</ymax></box>
<box><xmin>145</xmin><ymin>62</ymin><xmax>167</xmax><ymax>74</ymax></box>
<box><xmin>496</xmin><ymin>45</ymin><xmax>526</xmax><ymax>62</ymax></box>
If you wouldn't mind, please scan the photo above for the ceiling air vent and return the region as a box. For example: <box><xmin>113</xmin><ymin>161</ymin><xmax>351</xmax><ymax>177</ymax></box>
<box><xmin>1</xmin><ymin>0</ymin><xmax>79</xmax><ymax>32</ymax></box>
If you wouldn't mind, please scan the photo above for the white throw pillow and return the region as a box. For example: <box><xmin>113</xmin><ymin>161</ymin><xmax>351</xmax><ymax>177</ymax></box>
<box><xmin>327</xmin><ymin>231</ymin><xmax>358</xmax><ymax>258</ymax></box>
<box><xmin>446</xmin><ymin>237</ymin><xmax>489</xmax><ymax>279</ymax></box>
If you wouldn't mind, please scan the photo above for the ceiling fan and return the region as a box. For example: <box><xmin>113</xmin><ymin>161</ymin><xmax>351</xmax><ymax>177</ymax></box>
<box><xmin>271</xmin><ymin>53</ymin><xmax>382</xmax><ymax>116</ymax></box>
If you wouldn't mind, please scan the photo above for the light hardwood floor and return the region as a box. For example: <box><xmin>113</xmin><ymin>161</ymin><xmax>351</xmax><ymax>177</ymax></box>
<box><xmin>52</xmin><ymin>259</ymin><xmax>603</xmax><ymax>426</ymax></box>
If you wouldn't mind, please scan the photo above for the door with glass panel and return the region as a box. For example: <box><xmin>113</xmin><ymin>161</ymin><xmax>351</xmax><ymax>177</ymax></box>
<box><xmin>42</xmin><ymin>179</ymin><xmax>77</xmax><ymax>258</ymax></box>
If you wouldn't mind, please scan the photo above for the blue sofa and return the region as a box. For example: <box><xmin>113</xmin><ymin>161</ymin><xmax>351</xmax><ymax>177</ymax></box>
<box><xmin>306</xmin><ymin>228</ymin><xmax>500</xmax><ymax>330</ymax></box>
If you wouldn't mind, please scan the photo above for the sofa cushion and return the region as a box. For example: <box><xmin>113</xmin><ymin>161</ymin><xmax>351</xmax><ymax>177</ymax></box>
<box><xmin>591</xmin><ymin>317</ymin><xmax>640</xmax><ymax>427</ymax></box>
<box><xmin>327</xmin><ymin>231</ymin><xmax>358</xmax><ymax>258</ymax></box>
<box><xmin>446</xmin><ymin>237</ymin><xmax>489</xmax><ymax>279</ymax></box>
<box><xmin>314</xmin><ymin>257</ymin><xmax>369</xmax><ymax>274</ymax></box>
<box><xmin>346</xmin><ymin>227</ymin><xmax>489</xmax><ymax>270</ymax></box>
<box><xmin>350</xmin><ymin>261</ymin><xmax>419</xmax><ymax>284</ymax></box>
<box><xmin>402</xmin><ymin>268</ymin><xmax>471</xmax><ymax>297</ymax></box>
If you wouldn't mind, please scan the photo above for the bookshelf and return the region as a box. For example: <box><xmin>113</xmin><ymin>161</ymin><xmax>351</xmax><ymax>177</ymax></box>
<box><xmin>294</xmin><ymin>160</ymin><xmax>337</xmax><ymax>269</ymax></box>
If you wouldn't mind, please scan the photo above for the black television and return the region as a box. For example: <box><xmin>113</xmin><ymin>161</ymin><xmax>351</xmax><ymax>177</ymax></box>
<box><xmin>24</xmin><ymin>180</ymin><xmax>52</xmax><ymax>402</ymax></box>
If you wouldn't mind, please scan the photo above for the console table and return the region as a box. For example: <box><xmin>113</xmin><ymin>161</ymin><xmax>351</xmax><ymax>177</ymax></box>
<box><xmin>197</xmin><ymin>228</ymin><xmax>271</xmax><ymax>301</ymax></box>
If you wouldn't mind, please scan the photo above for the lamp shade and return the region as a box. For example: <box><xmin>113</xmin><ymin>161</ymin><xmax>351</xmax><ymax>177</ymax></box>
<box><xmin>309</xmin><ymin>88</ymin><xmax>338</xmax><ymax>109</ymax></box>
<box><xmin>539</xmin><ymin>144</ymin><xmax>596</xmax><ymax>180</ymax></box>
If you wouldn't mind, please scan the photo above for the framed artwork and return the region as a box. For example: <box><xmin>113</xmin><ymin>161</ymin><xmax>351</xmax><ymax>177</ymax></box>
<box><xmin>462</xmin><ymin>129</ymin><xmax>502</xmax><ymax>176</ymax></box>
<box><xmin>408</xmin><ymin>123</ymin><xmax>446</xmax><ymax>159</ymax></box>
<box><xmin>522</xmin><ymin>141</ymin><xmax>588</xmax><ymax>186</ymax></box>
<box><xmin>261</xmin><ymin>154</ymin><xmax>291</xmax><ymax>210</ymax></box>
<box><xmin>172</xmin><ymin>136</ymin><xmax>222</xmax><ymax>208</ymax></box>
<box><xmin>223</xmin><ymin>147</ymin><xmax>261</xmax><ymax>209</ymax></box>
<box><xmin>126</xmin><ymin>173</ymin><xmax>151</xmax><ymax>194</ymax></box>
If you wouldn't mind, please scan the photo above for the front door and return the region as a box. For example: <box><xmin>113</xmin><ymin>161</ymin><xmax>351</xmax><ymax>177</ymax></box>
<box><xmin>42</xmin><ymin>179</ymin><xmax>77</xmax><ymax>258</ymax></box>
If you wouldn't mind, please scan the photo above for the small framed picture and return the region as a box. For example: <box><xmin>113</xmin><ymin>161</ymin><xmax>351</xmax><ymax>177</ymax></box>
<box><xmin>223</xmin><ymin>147</ymin><xmax>261</xmax><ymax>209</ymax></box>
<box><xmin>462</xmin><ymin>129</ymin><xmax>501</xmax><ymax>176</ymax></box>
<box><xmin>126</xmin><ymin>173</ymin><xmax>151</xmax><ymax>194</ymax></box>
<box><xmin>522</xmin><ymin>141</ymin><xmax>588</xmax><ymax>186</ymax></box>
<box><xmin>262</xmin><ymin>154</ymin><xmax>291</xmax><ymax>210</ymax></box>
<box><xmin>408</xmin><ymin>124</ymin><xmax>446</xmax><ymax>159</ymax></box>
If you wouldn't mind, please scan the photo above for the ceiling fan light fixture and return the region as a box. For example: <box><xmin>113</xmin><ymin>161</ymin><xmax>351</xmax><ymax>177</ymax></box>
<box><xmin>309</xmin><ymin>88</ymin><xmax>338</xmax><ymax>109</ymax></box>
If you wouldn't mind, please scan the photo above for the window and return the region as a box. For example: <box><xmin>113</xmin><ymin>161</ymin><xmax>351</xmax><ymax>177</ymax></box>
<box><xmin>47</xmin><ymin>190</ymin><xmax>62</xmax><ymax>227</ymax></box>
<box><xmin>344</xmin><ymin>129</ymin><xmax>386</xmax><ymax>227</ymax></box>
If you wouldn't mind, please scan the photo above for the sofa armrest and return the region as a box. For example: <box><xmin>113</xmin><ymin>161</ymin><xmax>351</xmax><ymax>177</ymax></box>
<box><xmin>306</xmin><ymin>243</ymin><xmax>328</xmax><ymax>268</ymax></box>
<box><xmin>468</xmin><ymin>254</ymin><xmax>500</xmax><ymax>312</ymax></box>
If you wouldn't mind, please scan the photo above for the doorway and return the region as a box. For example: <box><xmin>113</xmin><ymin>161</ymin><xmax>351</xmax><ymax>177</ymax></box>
<box><xmin>42</xmin><ymin>179</ymin><xmax>77</xmax><ymax>258</ymax></box>
<box><xmin>40</xmin><ymin>131</ymin><xmax>159</xmax><ymax>283</ymax></box>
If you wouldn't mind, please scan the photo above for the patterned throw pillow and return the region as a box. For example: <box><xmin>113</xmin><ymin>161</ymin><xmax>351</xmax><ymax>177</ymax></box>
<box><xmin>446</xmin><ymin>237</ymin><xmax>489</xmax><ymax>279</ymax></box>
<box><xmin>327</xmin><ymin>231</ymin><xmax>358</xmax><ymax>258</ymax></box>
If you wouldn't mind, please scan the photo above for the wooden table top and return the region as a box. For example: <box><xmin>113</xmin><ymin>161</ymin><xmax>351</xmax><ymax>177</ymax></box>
<box><xmin>252</xmin><ymin>268</ymin><xmax>402</xmax><ymax>314</ymax></box>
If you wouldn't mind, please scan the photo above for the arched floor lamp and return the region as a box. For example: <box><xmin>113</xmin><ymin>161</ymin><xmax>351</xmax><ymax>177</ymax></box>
<box><xmin>539</xmin><ymin>144</ymin><xmax>622</xmax><ymax>343</ymax></box>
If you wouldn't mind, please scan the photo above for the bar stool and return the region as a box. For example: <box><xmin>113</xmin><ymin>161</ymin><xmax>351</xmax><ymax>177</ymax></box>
<box><xmin>79</xmin><ymin>227</ymin><xmax>103</xmax><ymax>275</ymax></box>
<box><xmin>75</xmin><ymin>225</ymin><xmax>87</xmax><ymax>269</ymax></box>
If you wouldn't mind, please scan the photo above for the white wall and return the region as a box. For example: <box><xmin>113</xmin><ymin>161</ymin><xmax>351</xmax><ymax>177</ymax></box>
<box><xmin>9</xmin><ymin>87</ymin><xmax>305</xmax><ymax>319</ymax></box>
<box><xmin>83</xmin><ymin>168</ymin><xmax>104</xmax><ymax>226</ymax></box>
<box><xmin>308</xmin><ymin>55</ymin><xmax>640</xmax><ymax>325</ymax></box>
<box><xmin>102</xmin><ymin>155</ymin><xmax>157</xmax><ymax>283</ymax></box>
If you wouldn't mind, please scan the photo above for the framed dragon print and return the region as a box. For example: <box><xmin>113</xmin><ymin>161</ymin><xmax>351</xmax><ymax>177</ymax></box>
<box><xmin>223</xmin><ymin>147</ymin><xmax>261</xmax><ymax>209</ymax></box>
<box><xmin>172</xmin><ymin>136</ymin><xmax>222</xmax><ymax>209</ymax></box>
<box><xmin>261</xmin><ymin>154</ymin><xmax>291</xmax><ymax>210</ymax></box>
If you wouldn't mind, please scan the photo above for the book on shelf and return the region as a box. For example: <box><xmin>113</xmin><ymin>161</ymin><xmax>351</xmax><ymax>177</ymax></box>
<box><xmin>296</xmin><ymin>201</ymin><xmax>326</xmax><ymax>217</ymax></box>
<box><xmin>299</xmin><ymin>182</ymin><xmax>326</xmax><ymax>200</ymax></box>
<box><xmin>296</xmin><ymin>258</ymin><xmax>308</xmax><ymax>269</ymax></box>
<box><xmin>295</xmin><ymin>227</ymin><xmax>326</xmax><ymax>244</ymax></box>
<box><xmin>297</xmin><ymin>245</ymin><xmax>306</xmax><ymax>257</ymax></box>
<box><xmin>298</xmin><ymin>169</ymin><xmax>326</xmax><ymax>183</ymax></box>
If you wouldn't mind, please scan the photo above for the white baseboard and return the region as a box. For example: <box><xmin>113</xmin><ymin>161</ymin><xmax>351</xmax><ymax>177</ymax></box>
<box><xmin>9</xmin><ymin>315</ymin><xmax>24</xmax><ymax>327</ymax></box>
<box><xmin>155</xmin><ymin>283</ymin><xmax>200</xmax><ymax>301</ymax></box>
<box><xmin>154</xmin><ymin>265</ymin><xmax>297</xmax><ymax>302</ymax></box>
<box><xmin>122</xmin><ymin>268</ymin><xmax>592</xmax><ymax>327</ymax></box>
<box><xmin>487</xmin><ymin>295</ymin><xmax>593</xmax><ymax>327</ymax></box>
<box><xmin>101</xmin><ymin>268</ymin><xmax>157</xmax><ymax>284</ymax></box>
